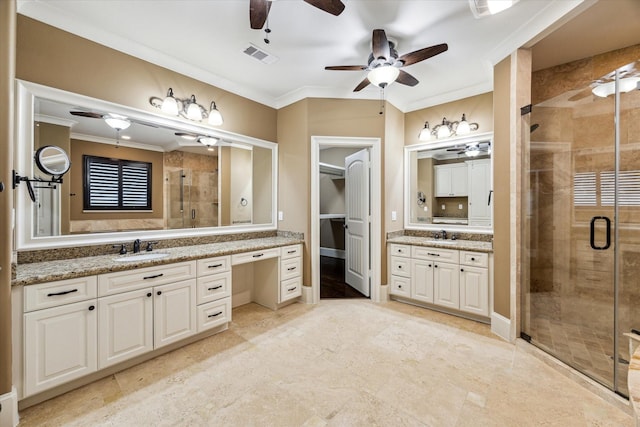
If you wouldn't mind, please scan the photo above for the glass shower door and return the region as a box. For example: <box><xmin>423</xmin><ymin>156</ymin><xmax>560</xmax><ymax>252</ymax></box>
<box><xmin>522</xmin><ymin>60</ymin><xmax>640</xmax><ymax>396</ymax></box>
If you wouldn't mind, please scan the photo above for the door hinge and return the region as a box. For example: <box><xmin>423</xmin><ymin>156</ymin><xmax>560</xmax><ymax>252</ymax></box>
<box><xmin>520</xmin><ymin>104</ymin><xmax>532</xmax><ymax>116</ymax></box>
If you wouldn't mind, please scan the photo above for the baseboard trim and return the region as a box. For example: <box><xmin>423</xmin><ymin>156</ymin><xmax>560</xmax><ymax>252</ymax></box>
<box><xmin>491</xmin><ymin>311</ymin><xmax>512</xmax><ymax>342</ymax></box>
<box><xmin>0</xmin><ymin>387</ymin><xmax>19</xmax><ymax>427</ymax></box>
<box><xmin>301</xmin><ymin>285</ymin><xmax>313</xmax><ymax>304</ymax></box>
<box><xmin>319</xmin><ymin>247</ymin><xmax>345</xmax><ymax>259</ymax></box>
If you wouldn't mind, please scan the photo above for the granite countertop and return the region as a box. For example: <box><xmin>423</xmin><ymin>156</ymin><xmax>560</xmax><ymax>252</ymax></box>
<box><xmin>13</xmin><ymin>236</ymin><xmax>303</xmax><ymax>287</ymax></box>
<box><xmin>387</xmin><ymin>235</ymin><xmax>493</xmax><ymax>253</ymax></box>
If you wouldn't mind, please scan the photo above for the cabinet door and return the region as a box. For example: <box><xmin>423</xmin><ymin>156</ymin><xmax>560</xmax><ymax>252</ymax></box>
<box><xmin>433</xmin><ymin>262</ymin><xmax>460</xmax><ymax>309</ymax></box>
<box><xmin>459</xmin><ymin>266</ymin><xmax>489</xmax><ymax>316</ymax></box>
<box><xmin>154</xmin><ymin>279</ymin><xmax>196</xmax><ymax>349</ymax></box>
<box><xmin>450</xmin><ymin>164</ymin><xmax>468</xmax><ymax>196</ymax></box>
<box><xmin>24</xmin><ymin>300</ymin><xmax>97</xmax><ymax>396</ymax></box>
<box><xmin>435</xmin><ymin>166</ymin><xmax>452</xmax><ymax>197</ymax></box>
<box><xmin>468</xmin><ymin>159</ymin><xmax>491</xmax><ymax>224</ymax></box>
<box><xmin>98</xmin><ymin>288</ymin><xmax>153</xmax><ymax>369</ymax></box>
<box><xmin>411</xmin><ymin>259</ymin><xmax>434</xmax><ymax>303</ymax></box>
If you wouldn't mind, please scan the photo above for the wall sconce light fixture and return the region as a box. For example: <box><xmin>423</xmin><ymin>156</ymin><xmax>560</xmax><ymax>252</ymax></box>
<box><xmin>424</xmin><ymin>113</ymin><xmax>479</xmax><ymax>140</ymax></box>
<box><xmin>150</xmin><ymin>88</ymin><xmax>224</xmax><ymax>126</ymax></box>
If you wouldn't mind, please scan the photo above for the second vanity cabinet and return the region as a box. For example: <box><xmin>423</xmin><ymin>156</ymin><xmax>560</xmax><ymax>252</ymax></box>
<box><xmin>390</xmin><ymin>243</ymin><xmax>490</xmax><ymax>318</ymax></box>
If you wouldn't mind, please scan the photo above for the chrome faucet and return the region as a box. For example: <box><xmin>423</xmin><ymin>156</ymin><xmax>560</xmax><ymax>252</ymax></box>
<box><xmin>133</xmin><ymin>239</ymin><xmax>141</xmax><ymax>253</ymax></box>
<box><xmin>441</xmin><ymin>230</ymin><xmax>447</xmax><ymax>240</ymax></box>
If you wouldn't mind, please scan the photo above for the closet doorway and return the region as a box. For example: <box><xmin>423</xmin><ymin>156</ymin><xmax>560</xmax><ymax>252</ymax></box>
<box><xmin>311</xmin><ymin>136</ymin><xmax>381</xmax><ymax>303</ymax></box>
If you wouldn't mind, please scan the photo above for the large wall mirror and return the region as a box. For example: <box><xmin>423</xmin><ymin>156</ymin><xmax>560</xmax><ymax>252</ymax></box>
<box><xmin>15</xmin><ymin>80</ymin><xmax>277</xmax><ymax>250</ymax></box>
<box><xmin>404</xmin><ymin>132</ymin><xmax>493</xmax><ymax>234</ymax></box>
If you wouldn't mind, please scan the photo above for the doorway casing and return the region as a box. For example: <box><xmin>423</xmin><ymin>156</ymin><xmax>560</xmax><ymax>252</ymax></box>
<box><xmin>311</xmin><ymin>136</ymin><xmax>382</xmax><ymax>304</ymax></box>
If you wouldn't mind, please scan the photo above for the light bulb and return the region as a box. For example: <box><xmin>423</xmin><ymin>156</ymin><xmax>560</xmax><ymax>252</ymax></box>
<box><xmin>436</xmin><ymin>118</ymin><xmax>451</xmax><ymax>139</ymax></box>
<box><xmin>456</xmin><ymin>113</ymin><xmax>471</xmax><ymax>135</ymax></box>
<box><xmin>418</xmin><ymin>122</ymin><xmax>431</xmax><ymax>141</ymax></box>
<box><xmin>368</xmin><ymin>66</ymin><xmax>400</xmax><ymax>88</ymax></box>
<box><xmin>208</xmin><ymin>102</ymin><xmax>224</xmax><ymax>126</ymax></box>
<box><xmin>487</xmin><ymin>0</ymin><xmax>514</xmax><ymax>14</ymax></box>
<box><xmin>161</xmin><ymin>88</ymin><xmax>179</xmax><ymax>116</ymax></box>
<box><xmin>186</xmin><ymin>95</ymin><xmax>203</xmax><ymax>121</ymax></box>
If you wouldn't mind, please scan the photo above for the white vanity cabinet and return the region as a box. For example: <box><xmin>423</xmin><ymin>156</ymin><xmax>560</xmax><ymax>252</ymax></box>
<box><xmin>389</xmin><ymin>243</ymin><xmax>491</xmax><ymax>319</ymax></box>
<box><xmin>97</xmin><ymin>262</ymin><xmax>197</xmax><ymax>369</ymax></box>
<box><xmin>23</xmin><ymin>276</ymin><xmax>98</xmax><ymax>396</ymax></box>
<box><xmin>280</xmin><ymin>244</ymin><xmax>303</xmax><ymax>303</ymax></box>
<box><xmin>466</xmin><ymin>159</ymin><xmax>492</xmax><ymax>226</ymax></box>
<box><xmin>434</xmin><ymin>163</ymin><xmax>468</xmax><ymax>197</ymax></box>
<box><xmin>196</xmin><ymin>255</ymin><xmax>232</xmax><ymax>332</ymax></box>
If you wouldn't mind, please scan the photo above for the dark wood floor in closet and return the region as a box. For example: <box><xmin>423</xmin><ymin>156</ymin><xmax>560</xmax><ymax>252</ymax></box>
<box><xmin>320</xmin><ymin>256</ymin><xmax>367</xmax><ymax>299</ymax></box>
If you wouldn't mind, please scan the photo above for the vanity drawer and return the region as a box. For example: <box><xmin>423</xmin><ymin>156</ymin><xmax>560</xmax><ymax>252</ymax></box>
<box><xmin>412</xmin><ymin>246</ymin><xmax>459</xmax><ymax>263</ymax></box>
<box><xmin>281</xmin><ymin>244</ymin><xmax>302</xmax><ymax>259</ymax></box>
<box><xmin>281</xmin><ymin>257</ymin><xmax>302</xmax><ymax>281</ymax></box>
<box><xmin>196</xmin><ymin>271</ymin><xmax>231</xmax><ymax>305</ymax></box>
<box><xmin>231</xmin><ymin>248</ymin><xmax>280</xmax><ymax>265</ymax></box>
<box><xmin>196</xmin><ymin>256</ymin><xmax>230</xmax><ymax>277</ymax></box>
<box><xmin>389</xmin><ymin>244</ymin><xmax>410</xmax><ymax>258</ymax></box>
<box><xmin>24</xmin><ymin>276</ymin><xmax>98</xmax><ymax>312</ymax></box>
<box><xmin>389</xmin><ymin>275</ymin><xmax>411</xmax><ymax>298</ymax></box>
<box><xmin>391</xmin><ymin>256</ymin><xmax>411</xmax><ymax>278</ymax></box>
<box><xmin>98</xmin><ymin>261</ymin><xmax>196</xmax><ymax>296</ymax></box>
<box><xmin>280</xmin><ymin>276</ymin><xmax>302</xmax><ymax>302</ymax></box>
<box><xmin>460</xmin><ymin>251</ymin><xmax>488</xmax><ymax>268</ymax></box>
<box><xmin>197</xmin><ymin>297</ymin><xmax>232</xmax><ymax>332</ymax></box>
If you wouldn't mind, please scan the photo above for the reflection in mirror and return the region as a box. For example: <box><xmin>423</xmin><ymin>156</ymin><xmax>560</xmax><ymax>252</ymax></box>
<box><xmin>15</xmin><ymin>81</ymin><xmax>277</xmax><ymax>249</ymax></box>
<box><xmin>405</xmin><ymin>132</ymin><xmax>493</xmax><ymax>233</ymax></box>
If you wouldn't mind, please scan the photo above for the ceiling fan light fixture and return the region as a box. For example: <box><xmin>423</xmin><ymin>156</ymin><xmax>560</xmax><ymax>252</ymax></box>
<box><xmin>208</xmin><ymin>101</ymin><xmax>224</xmax><ymax>126</ymax></box>
<box><xmin>592</xmin><ymin>76</ymin><xmax>640</xmax><ymax>98</ymax></box>
<box><xmin>104</xmin><ymin>115</ymin><xmax>131</xmax><ymax>131</ymax></box>
<box><xmin>160</xmin><ymin>88</ymin><xmax>179</xmax><ymax>116</ymax></box>
<box><xmin>199</xmin><ymin>136</ymin><xmax>219</xmax><ymax>147</ymax></box>
<box><xmin>418</xmin><ymin>121</ymin><xmax>431</xmax><ymax>141</ymax></box>
<box><xmin>465</xmin><ymin>143</ymin><xmax>481</xmax><ymax>157</ymax></box>
<box><xmin>469</xmin><ymin>0</ymin><xmax>519</xmax><ymax>18</ymax></box>
<box><xmin>368</xmin><ymin>65</ymin><xmax>400</xmax><ymax>88</ymax></box>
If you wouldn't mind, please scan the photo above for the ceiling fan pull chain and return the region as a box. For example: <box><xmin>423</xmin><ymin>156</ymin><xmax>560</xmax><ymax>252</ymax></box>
<box><xmin>264</xmin><ymin>17</ymin><xmax>271</xmax><ymax>44</ymax></box>
<box><xmin>379</xmin><ymin>87</ymin><xmax>385</xmax><ymax>115</ymax></box>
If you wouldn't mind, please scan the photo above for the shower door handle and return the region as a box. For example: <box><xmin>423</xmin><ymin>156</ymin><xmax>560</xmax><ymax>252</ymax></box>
<box><xmin>590</xmin><ymin>216</ymin><xmax>611</xmax><ymax>250</ymax></box>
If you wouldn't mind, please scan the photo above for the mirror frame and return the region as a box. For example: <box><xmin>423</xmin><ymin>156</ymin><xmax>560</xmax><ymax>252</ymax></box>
<box><xmin>403</xmin><ymin>131</ymin><xmax>494</xmax><ymax>235</ymax></box>
<box><xmin>15</xmin><ymin>80</ymin><xmax>278</xmax><ymax>250</ymax></box>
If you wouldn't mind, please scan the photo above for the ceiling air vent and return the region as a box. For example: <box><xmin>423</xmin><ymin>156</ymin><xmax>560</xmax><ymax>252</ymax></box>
<box><xmin>242</xmin><ymin>43</ymin><xmax>279</xmax><ymax>65</ymax></box>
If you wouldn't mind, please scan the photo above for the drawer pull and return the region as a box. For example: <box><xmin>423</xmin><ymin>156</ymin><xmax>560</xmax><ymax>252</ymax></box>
<box><xmin>287</xmin><ymin>286</ymin><xmax>297</xmax><ymax>292</ymax></box>
<box><xmin>427</xmin><ymin>253</ymin><xmax>440</xmax><ymax>257</ymax></box>
<box><xmin>471</xmin><ymin>257</ymin><xmax>476</xmax><ymax>261</ymax></box>
<box><xmin>398</xmin><ymin>285</ymin><xmax>403</xmax><ymax>289</ymax></box>
<box><xmin>208</xmin><ymin>263</ymin><xmax>223</xmax><ymax>268</ymax></box>
<box><xmin>47</xmin><ymin>288</ymin><xmax>78</xmax><ymax>297</ymax></box>
<box><xmin>208</xmin><ymin>285</ymin><xmax>223</xmax><ymax>291</ymax></box>
<box><xmin>287</xmin><ymin>250</ymin><xmax>296</xmax><ymax>254</ymax></box>
<box><xmin>252</xmin><ymin>253</ymin><xmax>264</xmax><ymax>258</ymax></box>
<box><xmin>287</xmin><ymin>267</ymin><xmax>296</xmax><ymax>271</ymax></box>
<box><xmin>144</xmin><ymin>273</ymin><xmax>164</xmax><ymax>280</ymax></box>
<box><xmin>207</xmin><ymin>311</ymin><xmax>223</xmax><ymax>318</ymax></box>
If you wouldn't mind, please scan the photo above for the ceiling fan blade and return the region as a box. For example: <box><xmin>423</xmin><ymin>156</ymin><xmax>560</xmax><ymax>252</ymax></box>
<box><xmin>398</xmin><ymin>43</ymin><xmax>448</xmax><ymax>67</ymax></box>
<box><xmin>303</xmin><ymin>0</ymin><xmax>345</xmax><ymax>16</ymax></box>
<box><xmin>353</xmin><ymin>77</ymin><xmax>371</xmax><ymax>92</ymax></box>
<box><xmin>249</xmin><ymin>0</ymin><xmax>271</xmax><ymax>29</ymax></box>
<box><xmin>69</xmin><ymin>111</ymin><xmax>104</xmax><ymax>119</ymax></box>
<box><xmin>372</xmin><ymin>29</ymin><xmax>390</xmax><ymax>61</ymax></box>
<box><xmin>325</xmin><ymin>65</ymin><xmax>368</xmax><ymax>71</ymax></box>
<box><xmin>395</xmin><ymin>70</ymin><xmax>419</xmax><ymax>87</ymax></box>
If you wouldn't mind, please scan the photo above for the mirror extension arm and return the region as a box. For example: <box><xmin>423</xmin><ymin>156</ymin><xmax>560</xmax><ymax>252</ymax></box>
<box><xmin>13</xmin><ymin>170</ymin><xmax>62</xmax><ymax>203</ymax></box>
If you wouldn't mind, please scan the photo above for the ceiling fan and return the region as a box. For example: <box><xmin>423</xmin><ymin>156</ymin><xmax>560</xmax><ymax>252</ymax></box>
<box><xmin>69</xmin><ymin>110</ymin><xmax>159</xmax><ymax>130</ymax></box>
<box><xmin>249</xmin><ymin>0</ymin><xmax>345</xmax><ymax>30</ymax></box>
<box><xmin>324</xmin><ymin>29</ymin><xmax>448</xmax><ymax>92</ymax></box>
<box><xmin>446</xmin><ymin>142</ymin><xmax>491</xmax><ymax>156</ymax></box>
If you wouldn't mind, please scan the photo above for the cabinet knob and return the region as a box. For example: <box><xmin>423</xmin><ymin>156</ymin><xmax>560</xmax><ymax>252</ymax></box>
<box><xmin>461</xmin><ymin>268</ymin><xmax>464</xmax><ymax>272</ymax></box>
<box><xmin>434</xmin><ymin>265</ymin><xmax>438</xmax><ymax>268</ymax></box>
<box><xmin>428</xmin><ymin>264</ymin><xmax>432</xmax><ymax>267</ymax></box>
<box><xmin>398</xmin><ymin>265</ymin><xmax>402</xmax><ymax>269</ymax></box>
<box><xmin>147</xmin><ymin>292</ymin><xmax>152</xmax><ymax>297</ymax></box>
<box><xmin>157</xmin><ymin>291</ymin><xmax>162</xmax><ymax>296</ymax></box>
<box><xmin>398</xmin><ymin>285</ymin><xmax>402</xmax><ymax>289</ymax></box>
<box><xmin>88</xmin><ymin>305</ymin><xmax>95</xmax><ymax>311</ymax></box>
<box><xmin>471</xmin><ymin>257</ymin><xmax>475</xmax><ymax>261</ymax></box>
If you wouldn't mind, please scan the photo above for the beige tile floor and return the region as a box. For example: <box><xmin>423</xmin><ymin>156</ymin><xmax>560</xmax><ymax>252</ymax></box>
<box><xmin>18</xmin><ymin>300</ymin><xmax>634</xmax><ymax>426</ymax></box>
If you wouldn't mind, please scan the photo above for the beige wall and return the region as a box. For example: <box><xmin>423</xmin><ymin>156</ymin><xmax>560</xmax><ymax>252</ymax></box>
<box><xmin>0</xmin><ymin>0</ymin><xmax>15</xmax><ymax>396</ymax></box>
<box><xmin>492</xmin><ymin>56</ymin><xmax>511</xmax><ymax>318</ymax></box>
<box><xmin>404</xmin><ymin>92</ymin><xmax>494</xmax><ymax>146</ymax></box>
<box><xmin>16</xmin><ymin>16</ymin><xmax>277</xmax><ymax>143</ymax></box>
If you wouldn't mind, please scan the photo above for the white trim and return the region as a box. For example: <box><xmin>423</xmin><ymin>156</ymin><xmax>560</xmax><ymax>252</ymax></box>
<box><xmin>491</xmin><ymin>312</ymin><xmax>512</xmax><ymax>342</ymax></box>
<box><xmin>311</xmin><ymin>136</ymin><xmax>382</xmax><ymax>304</ymax></box>
<box><xmin>0</xmin><ymin>387</ymin><xmax>19</xmax><ymax>427</ymax></box>
<box><xmin>14</xmin><ymin>80</ymin><xmax>279</xmax><ymax>251</ymax></box>
<box><xmin>301</xmin><ymin>285</ymin><xmax>314</xmax><ymax>304</ymax></box>
<box><xmin>320</xmin><ymin>247</ymin><xmax>345</xmax><ymax>259</ymax></box>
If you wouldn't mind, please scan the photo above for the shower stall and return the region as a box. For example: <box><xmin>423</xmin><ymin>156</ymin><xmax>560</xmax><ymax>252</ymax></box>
<box><xmin>522</xmin><ymin>60</ymin><xmax>640</xmax><ymax>397</ymax></box>
<box><xmin>166</xmin><ymin>168</ymin><xmax>219</xmax><ymax>229</ymax></box>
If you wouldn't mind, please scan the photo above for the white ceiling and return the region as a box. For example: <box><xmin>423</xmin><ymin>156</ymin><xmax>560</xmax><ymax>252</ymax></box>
<box><xmin>18</xmin><ymin>0</ymin><xmax>591</xmax><ymax>112</ymax></box>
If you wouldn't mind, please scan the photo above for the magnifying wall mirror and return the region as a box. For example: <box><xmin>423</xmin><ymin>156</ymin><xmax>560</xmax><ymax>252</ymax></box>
<box><xmin>35</xmin><ymin>145</ymin><xmax>71</xmax><ymax>177</ymax></box>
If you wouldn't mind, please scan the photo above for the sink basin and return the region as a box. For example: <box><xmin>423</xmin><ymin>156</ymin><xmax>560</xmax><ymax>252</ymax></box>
<box><xmin>114</xmin><ymin>252</ymin><xmax>169</xmax><ymax>262</ymax></box>
<box><xmin>427</xmin><ymin>240</ymin><xmax>458</xmax><ymax>245</ymax></box>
